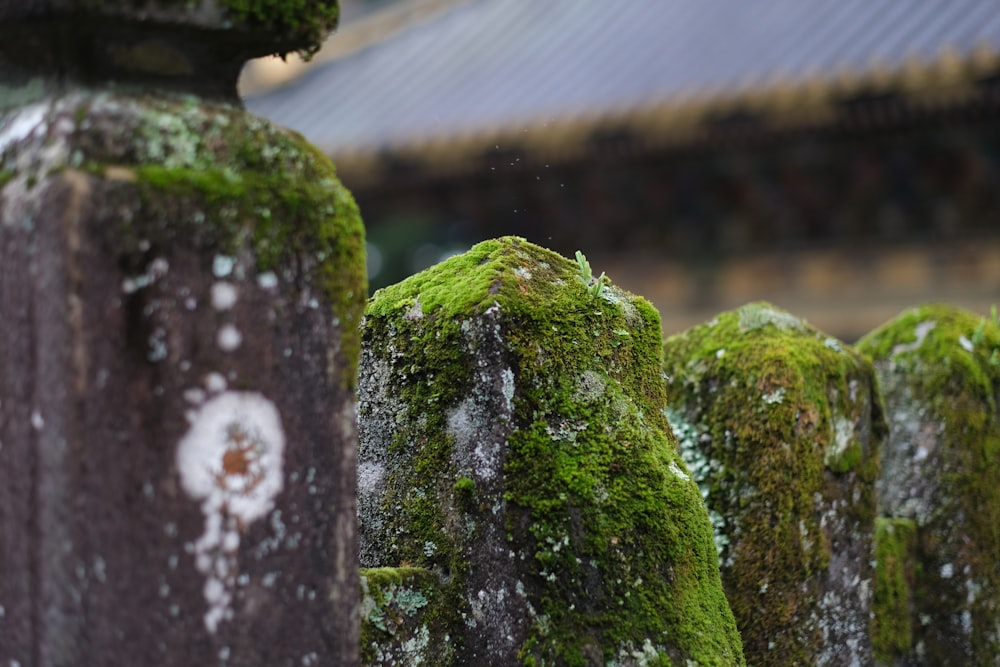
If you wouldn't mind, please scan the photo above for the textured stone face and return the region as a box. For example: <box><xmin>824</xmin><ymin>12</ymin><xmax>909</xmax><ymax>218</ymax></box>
<box><xmin>662</xmin><ymin>302</ymin><xmax>884</xmax><ymax>667</ymax></box>
<box><xmin>0</xmin><ymin>61</ymin><xmax>364</xmax><ymax>667</ymax></box>
<box><xmin>357</xmin><ymin>236</ymin><xmax>745</xmax><ymax>666</ymax></box>
<box><xmin>859</xmin><ymin>304</ymin><xmax>1000</xmax><ymax>666</ymax></box>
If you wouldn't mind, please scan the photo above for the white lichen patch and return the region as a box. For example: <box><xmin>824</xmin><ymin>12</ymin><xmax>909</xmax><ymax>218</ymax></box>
<box><xmin>668</xmin><ymin>460</ymin><xmax>690</xmax><ymax>482</ymax></box>
<box><xmin>0</xmin><ymin>102</ymin><xmax>48</xmax><ymax>153</ymax></box>
<box><xmin>122</xmin><ymin>257</ymin><xmax>170</xmax><ymax>294</ymax></box>
<box><xmin>824</xmin><ymin>337</ymin><xmax>843</xmax><ymax>351</ymax></box>
<box><xmin>573</xmin><ymin>370</ymin><xmax>607</xmax><ymax>403</ymax></box>
<box><xmin>176</xmin><ymin>391</ymin><xmax>285</xmax><ymax>633</ymax></box>
<box><xmin>738</xmin><ymin>303</ymin><xmax>806</xmax><ymax>333</ymax></box>
<box><xmin>256</xmin><ymin>271</ymin><xmax>278</xmax><ymax>290</ymax></box>
<box><xmin>513</xmin><ymin>266</ymin><xmax>532</xmax><ymax>280</ymax></box>
<box><xmin>825</xmin><ymin>415</ymin><xmax>855</xmax><ymax>467</ymax></box>
<box><xmin>762</xmin><ymin>387</ymin><xmax>786</xmax><ymax>405</ymax></box>
<box><xmin>213</xmin><ymin>255</ymin><xmax>236</xmax><ymax>278</ymax></box>
<box><xmin>891</xmin><ymin>320</ymin><xmax>936</xmax><ymax>357</ymax></box>
<box><xmin>609</xmin><ymin>639</ymin><xmax>664</xmax><ymax>666</ymax></box>
<box><xmin>358</xmin><ymin>461</ymin><xmax>385</xmax><ymax>496</ymax></box>
<box><xmin>404</xmin><ymin>298</ymin><xmax>424</xmax><ymax>321</ymax></box>
<box><xmin>501</xmin><ymin>368</ymin><xmax>515</xmax><ymax>413</ymax></box>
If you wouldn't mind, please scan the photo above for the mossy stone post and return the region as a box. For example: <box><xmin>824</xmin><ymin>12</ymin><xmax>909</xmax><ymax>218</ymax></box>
<box><xmin>0</xmin><ymin>2</ymin><xmax>365</xmax><ymax>665</ymax></box>
<box><xmin>662</xmin><ymin>302</ymin><xmax>884</xmax><ymax>666</ymax></box>
<box><xmin>858</xmin><ymin>305</ymin><xmax>1000</xmax><ymax>665</ymax></box>
<box><xmin>358</xmin><ymin>237</ymin><xmax>745</xmax><ymax>666</ymax></box>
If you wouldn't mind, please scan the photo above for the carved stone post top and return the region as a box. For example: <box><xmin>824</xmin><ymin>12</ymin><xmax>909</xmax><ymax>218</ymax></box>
<box><xmin>0</xmin><ymin>0</ymin><xmax>339</xmax><ymax>101</ymax></box>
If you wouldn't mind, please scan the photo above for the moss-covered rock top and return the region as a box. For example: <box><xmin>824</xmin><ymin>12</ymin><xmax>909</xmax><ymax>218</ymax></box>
<box><xmin>360</xmin><ymin>237</ymin><xmax>745</xmax><ymax>665</ymax></box>
<box><xmin>858</xmin><ymin>304</ymin><xmax>1000</xmax><ymax>665</ymax></box>
<box><xmin>368</xmin><ymin>237</ymin><xmax>622</xmax><ymax>322</ymax></box>
<box><xmin>663</xmin><ymin>302</ymin><xmax>883</xmax><ymax>667</ymax></box>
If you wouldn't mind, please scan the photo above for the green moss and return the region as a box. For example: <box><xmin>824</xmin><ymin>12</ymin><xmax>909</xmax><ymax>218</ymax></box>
<box><xmin>452</xmin><ymin>476</ymin><xmax>476</xmax><ymax>512</ymax></box>
<box><xmin>360</xmin><ymin>567</ymin><xmax>456</xmax><ymax>665</ymax></box>
<box><xmin>0</xmin><ymin>170</ymin><xmax>13</xmax><ymax>189</ymax></box>
<box><xmin>220</xmin><ymin>0</ymin><xmax>339</xmax><ymax>57</ymax></box>
<box><xmin>361</xmin><ymin>237</ymin><xmax>744</xmax><ymax>665</ymax></box>
<box><xmin>872</xmin><ymin>517</ymin><xmax>917</xmax><ymax>663</ymax></box>
<box><xmin>858</xmin><ymin>304</ymin><xmax>1000</xmax><ymax>663</ymax></box>
<box><xmin>128</xmin><ymin>162</ymin><xmax>364</xmax><ymax>386</ymax></box>
<box><xmin>663</xmin><ymin>302</ymin><xmax>884</xmax><ymax>666</ymax></box>
<box><xmin>9</xmin><ymin>93</ymin><xmax>370</xmax><ymax>388</ymax></box>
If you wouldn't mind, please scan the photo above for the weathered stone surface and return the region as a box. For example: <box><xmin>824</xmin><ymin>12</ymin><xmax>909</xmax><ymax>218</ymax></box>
<box><xmin>662</xmin><ymin>302</ymin><xmax>883</xmax><ymax>667</ymax></box>
<box><xmin>359</xmin><ymin>567</ymin><xmax>455</xmax><ymax>665</ymax></box>
<box><xmin>358</xmin><ymin>237</ymin><xmax>744</xmax><ymax>665</ymax></box>
<box><xmin>858</xmin><ymin>304</ymin><xmax>1000</xmax><ymax>665</ymax></box>
<box><xmin>0</xmin><ymin>78</ymin><xmax>363</xmax><ymax>667</ymax></box>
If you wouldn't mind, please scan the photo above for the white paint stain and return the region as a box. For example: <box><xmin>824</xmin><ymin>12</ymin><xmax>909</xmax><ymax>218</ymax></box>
<box><xmin>205</xmin><ymin>372</ymin><xmax>227</xmax><ymax>394</ymax></box>
<box><xmin>217</xmin><ymin>324</ymin><xmax>242</xmax><ymax>352</ymax></box>
<box><xmin>211</xmin><ymin>282</ymin><xmax>238</xmax><ymax>311</ymax></box>
<box><xmin>176</xmin><ymin>391</ymin><xmax>286</xmax><ymax>633</ymax></box>
<box><xmin>212</xmin><ymin>255</ymin><xmax>236</xmax><ymax>278</ymax></box>
<box><xmin>257</xmin><ymin>272</ymin><xmax>278</xmax><ymax>289</ymax></box>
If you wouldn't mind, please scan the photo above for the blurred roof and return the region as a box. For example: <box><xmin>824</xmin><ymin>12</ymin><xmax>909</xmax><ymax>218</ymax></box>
<box><xmin>244</xmin><ymin>0</ymin><xmax>1000</xmax><ymax>174</ymax></box>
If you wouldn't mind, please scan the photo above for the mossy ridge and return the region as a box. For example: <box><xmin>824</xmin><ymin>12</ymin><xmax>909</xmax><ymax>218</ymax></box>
<box><xmin>131</xmin><ymin>164</ymin><xmax>364</xmax><ymax>384</ymax></box>
<box><xmin>663</xmin><ymin>302</ymin><xmax>882</xmax><ymax>666</ymax></box>
<box><xmin>503</xmin><ymin>293</ymin><xmax>737</xmax><ymax>665</ymax></box>
<box><xmin>858</xmin><ymin>304</ymin><xmax>1000</xmax><ymax>664</ymax></box>
<box><xmin>872</xmin><ymin>518</ymin><xmax>917</xmax><ymax>664</ymax></box>
<box><xmin>359</xmin><ymin>567</ymin><xmax>456</xmax><ymax>665</ymax></box>
<box><xmin>363</xmin><ymin>237</ymin><xmax>744</xmax><ymax>666</ymax></box>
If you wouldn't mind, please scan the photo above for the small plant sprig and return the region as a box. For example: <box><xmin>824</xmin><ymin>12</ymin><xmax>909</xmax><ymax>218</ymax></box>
<box><xmin>575</xmin><ymin>250</ymin><xmax>608</xmax><ymax>298</ymax></box>
<box><xmin>972</xmin><ymin>305</ymin><xmax>998</xmax><ymax>344</ymax></box>
<box><xmin>971</xmin><ymin>305</ymin><xmax>1000</xmax><ymax>368</ymax></box>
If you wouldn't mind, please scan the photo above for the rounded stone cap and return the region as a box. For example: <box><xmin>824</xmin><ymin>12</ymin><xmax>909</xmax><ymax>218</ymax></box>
<box><xmin>0</xmin><ymin>0</ymin><xmax>339</xmax><ymax>99</ymax></box>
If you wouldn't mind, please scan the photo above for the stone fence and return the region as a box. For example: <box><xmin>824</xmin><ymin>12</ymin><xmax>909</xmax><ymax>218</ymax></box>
<box><xmin>356</xmin><ymin>237</ymin><xmax>1000</xmax><ymax>666</ymax></box>
<box><xmin>2</xmin><ymin>3</ymin><xmax>998</xmax><ymax>666</ymax></box>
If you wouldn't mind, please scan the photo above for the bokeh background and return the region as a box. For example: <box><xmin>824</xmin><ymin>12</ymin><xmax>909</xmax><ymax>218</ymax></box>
<box><xmin>242</xmin><ymin>0</ymin><xmax>1000</xmax><ymax>339</ymax></box>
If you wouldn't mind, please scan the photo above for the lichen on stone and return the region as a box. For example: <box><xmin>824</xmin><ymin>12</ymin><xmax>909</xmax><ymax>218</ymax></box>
<box><xmin>0</xmin><ymin>91</ymin><xmax>366</xmax><ymax>386</ymax></box>
<box><xmin>360</xmin><ymin>567</ymin><xmax>454</xmax><ymax>665</ymax></box>
<box><xmin>662</xmin><ymin>301</ymin><xmax>884</xmax><ymax>667</ymax></box>
<box><xmin>859</xmin><ymin>304</ymin><xmax>1000</xmax><ymax>665</ymax></box>
<box><xmin>359</xmin><ymin>236</ymin><xmax>745</xmax><ymax>665</ymax></box>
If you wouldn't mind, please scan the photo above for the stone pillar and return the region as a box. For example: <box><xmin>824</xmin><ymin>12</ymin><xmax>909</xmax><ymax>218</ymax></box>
<box><xmin>358</xmin><ymin>237</ymin><xmax>744</xmax><ymax>665</ymax></box>
<box><xmin>662</xmin><ymin>302</ymin><xmax>884</xmax><ymax>667</ymax></box>
<box><xmin>859</xmin><ymin>304</ymin><xmax>1000</xmax><ymax>665</ymax></box>
<box><xmin>0</xmin><ymin>2</ymin><xmax>364</xmax><ymax>665</ymax></box>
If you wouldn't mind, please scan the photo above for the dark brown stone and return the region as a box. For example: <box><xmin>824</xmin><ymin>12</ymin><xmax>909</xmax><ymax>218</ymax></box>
<box><xmin>0</xmin><ymin>2</ymin><xmax>361</xmax><ymax>665</ymax></box>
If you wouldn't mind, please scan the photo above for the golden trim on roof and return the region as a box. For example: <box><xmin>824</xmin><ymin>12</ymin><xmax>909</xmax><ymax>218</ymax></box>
<box><xmin>322</xmin><ymin>43</ymin><xmax>1000</xmax><ymax>185</ymax></box>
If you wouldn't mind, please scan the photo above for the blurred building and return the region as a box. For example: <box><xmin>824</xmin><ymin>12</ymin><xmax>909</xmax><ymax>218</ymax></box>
<box><xmin>244</xmin><ymin>0</ymin><xmax>1000</xmax><ymax>339</ymax></box>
